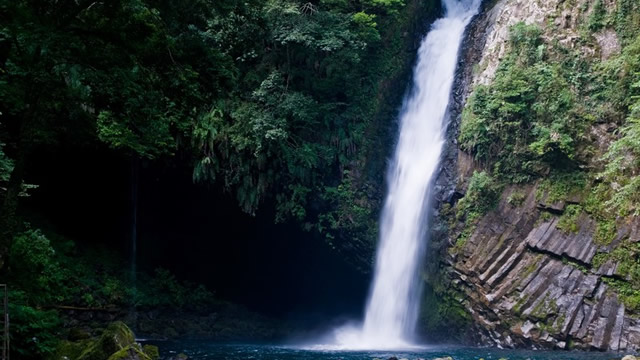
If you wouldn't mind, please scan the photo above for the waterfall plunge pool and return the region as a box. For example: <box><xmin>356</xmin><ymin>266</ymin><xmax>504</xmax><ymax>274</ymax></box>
<box><xmin>148</xmin><ymin>342</ymin><xmax>622</xmax><ymax>360</ymax></box>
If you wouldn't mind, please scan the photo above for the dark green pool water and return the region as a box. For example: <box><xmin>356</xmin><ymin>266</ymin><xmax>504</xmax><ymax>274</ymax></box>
<box><xmin>151</xmin><ymin>342</ymin><xmax>624</xmax><ymax>360</ymax></box>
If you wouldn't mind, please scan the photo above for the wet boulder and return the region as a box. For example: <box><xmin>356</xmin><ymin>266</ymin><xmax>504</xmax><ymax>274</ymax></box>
<box><xmin>77</xmin><ymin>321</ymin><xmax>135</xmax><ymax>360</ymax></box>
<box><xmin>106</xmin><ymin>344</ymin><xmax>152</xmax><ymax>360</ymax></box>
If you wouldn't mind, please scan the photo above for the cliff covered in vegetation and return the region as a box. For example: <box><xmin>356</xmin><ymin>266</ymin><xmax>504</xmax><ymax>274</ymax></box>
<box><xmin>428</xmin><ymin>0</ymin><xmax>640</xmax><ymax>351</ymax></box>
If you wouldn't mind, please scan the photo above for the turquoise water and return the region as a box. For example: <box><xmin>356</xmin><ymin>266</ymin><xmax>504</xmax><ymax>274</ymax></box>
<box><xmin>151</xmin><ymin>342</ymin><xmax>623</xmax><ymax>360</ymax></box>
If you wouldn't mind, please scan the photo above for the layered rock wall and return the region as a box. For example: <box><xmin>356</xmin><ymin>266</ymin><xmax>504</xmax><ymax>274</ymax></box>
<box><xmin>435</xmin><ymin>0</ymin><xmax>640</xmax><ymax>351</ymax></box>
<box><xmin>448</xmin><ymin>182</ymin><xmax>640</xmax><ymax>350</ymax></box>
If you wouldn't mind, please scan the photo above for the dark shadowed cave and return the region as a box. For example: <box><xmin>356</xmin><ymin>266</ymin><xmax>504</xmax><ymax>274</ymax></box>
<box><xmin>21</xmin><ymin>143</ymin><xmax>370</xmax><ymax>326</ymax></box>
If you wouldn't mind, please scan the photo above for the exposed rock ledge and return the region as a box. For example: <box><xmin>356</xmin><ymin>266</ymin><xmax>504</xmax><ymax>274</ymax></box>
<box><xmin>446</xmin><ymin>179</ymin><xmax>640</xmax><ymax>350</ymax></box>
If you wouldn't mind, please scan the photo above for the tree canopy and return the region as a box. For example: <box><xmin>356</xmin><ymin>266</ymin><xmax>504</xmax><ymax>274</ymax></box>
<box><xmin>0</xmin><ymin>0</ymin><xmax>434</xmax><ymax>269</ymax></box>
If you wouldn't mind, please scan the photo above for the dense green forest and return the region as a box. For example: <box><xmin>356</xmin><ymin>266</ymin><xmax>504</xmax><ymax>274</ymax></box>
<box><xmin>0</xmin><ymin>0</ymin><xmax>431</xmax><ymax>266</ymax></box>
<box><xmin>0</xmin><ymin>0</ymin><xmax>439</xmax><ymax>358</ymax></box>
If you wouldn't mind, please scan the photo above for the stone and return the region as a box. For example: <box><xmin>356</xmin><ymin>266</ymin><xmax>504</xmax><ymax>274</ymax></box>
<box><xmin>521</xmin><ymin>321</ymin><xmax>535</xmax><ymax>338</ymax></box>
<box><xmin>609</xmin><ymin>305</ymin><xmax>625</xmax><ymax>351</ymax></box>
<box><xmin>107</xmin><ymin>344</ymin><xmax>151</xmax><ymax>360</ymax></box>
<box><xmin>622</xmin><ymin>356</ymin><xmax>637</xmax><ymax>360</ymax></box>
<box><xmin>594</xmin><ymin>29</ymin><xmax>621</xmax><ymax>60</ymax></box>
<box><xmin>432</xmin><ymin>0</ymin><xmax>640</xmax><ymax>352</ymax></box>
<box><xmin>77</xmin><ymin>321</ymin><xmax>136</xmax><ymax>360</ymax></box>
<box><xmin>53</xmin><ymin>339</ymin><xmax>95</xmax><ymax>360</ymax></box>
<box><xmin>68</xmin><ymin>327</ymin><xmax>92</xmax><ymax>341</ymax></box>
<box><xmin>142</xmin><ymin>344</ymin><xmax>160</xmax><ymax>360</ymax></box>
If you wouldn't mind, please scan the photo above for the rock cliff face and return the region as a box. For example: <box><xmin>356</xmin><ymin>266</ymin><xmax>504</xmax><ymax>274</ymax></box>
<box><xmin>447</xmin><ymin>180</ymin><xmax>640</xmax><ymax>350</ymax></box>
<box><xmin>434</xmin><ymin>0</ymin><xmax>640</xmax><ymax>351</ymax></box>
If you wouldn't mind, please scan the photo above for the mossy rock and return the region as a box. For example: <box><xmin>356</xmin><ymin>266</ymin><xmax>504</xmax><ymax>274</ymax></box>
<box><xmin>142</xmin><ymin>345</ymin><xmax>159</xmax><ymax>360</ymax></box>
<box><xmin>49</xmin><ymin>339</ymin><xmax>94</xmax><ymax>360</ymax></box>
<box><xmin>77</xmin><ymin>321</ymin><xmax>135</xmax><ymax>360</ymax></box>
<box><xmin>68</xmin><ymin>327</ymin><xmax>92</xmax><ymax>341</ymax></box>
<box><xmin>107</xmin><ymin>344</ymin><xmax>151</xmax><ymax>360</ymax></box>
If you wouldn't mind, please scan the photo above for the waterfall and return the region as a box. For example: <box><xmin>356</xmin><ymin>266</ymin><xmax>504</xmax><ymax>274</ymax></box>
<box><xmin>333</xmin><ymin>0</ymin><xmax>481</xmax><ymax>350</ymax></box>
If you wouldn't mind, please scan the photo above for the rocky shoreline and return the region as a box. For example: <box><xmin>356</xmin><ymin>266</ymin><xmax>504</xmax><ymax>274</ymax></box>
<box><xmin>53</xmin><ymin>321</ymin><xmax>159</xmax><ymax>360</ymax></box>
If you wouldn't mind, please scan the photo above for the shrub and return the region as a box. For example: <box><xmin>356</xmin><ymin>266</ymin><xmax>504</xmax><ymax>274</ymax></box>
<box><xmin>456</xmin><ymin>171</ymin><xmax>501</xmax><ymax>223</ymax></box>
<box><xmin>588</xmin><ymin>0</ymin><xmax>607</xmax><ymax>32</ymax></box>
<box><xmin>557</xmin><ymin>205</ymin><xmax>582</xmax><ymax>233</ymax></box>
<box><xmin>536</xmin><ymin>171</ymin><xmax>587</xmax><ymax>204</ymax></box>
<box><xmin>507</xmin><ymin>191</ymin><xmax>526</xmax><ymax>206</ymax></box>
<box><xmin>460</xmin><ymin>22</ymin><xmax>592</xmax><ymax>184</ymax></box>
<box><xmin>9</xmin><ymin>291</ymin><xmax>61</xmax><ymax>360</ymax></box>
<box><xmin>9</xmin><ymin>228</ymin><xmax>66</xmax><ymax>303</ymax></box>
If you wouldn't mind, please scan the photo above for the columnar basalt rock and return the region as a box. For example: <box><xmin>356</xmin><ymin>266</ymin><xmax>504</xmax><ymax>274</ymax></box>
<box><xmin>446</xmin><ymin>184</ymin><xmax>640</xmax><ymax>350</ymax></box>
<box><xmin>434</xmin><ymin>0</ymin><xmax>640</xmax><ymax>350</ymax></box>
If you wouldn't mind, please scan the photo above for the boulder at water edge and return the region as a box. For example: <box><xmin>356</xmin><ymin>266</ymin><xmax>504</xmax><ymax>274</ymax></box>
<box><xmin>77</xmin><ymin>321</ymin><xmax>135</xmax><ymax>360</ymax></box>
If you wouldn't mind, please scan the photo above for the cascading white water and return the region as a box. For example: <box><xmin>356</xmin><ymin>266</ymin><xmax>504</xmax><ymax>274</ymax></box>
<box><xmin>332</xmin><ymin>0</ymin><xmax>482</xmax><ymax>350</ymax></box>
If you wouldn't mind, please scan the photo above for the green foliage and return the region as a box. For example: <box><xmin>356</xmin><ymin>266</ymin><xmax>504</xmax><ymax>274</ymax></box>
<box><xmin>536</xmin><ymin>171</ymin><xmax>587</xmax><ymax>203</ymax></box>
<box><xmin>1</xmin><ymin>0</ymin><xmax>215</xmax><ymax>160</ymax></box>
<box><xmin>593</xmin><ymin>240</ymin><xmax>640</xmax><ymax>310</ymax></box>
<box><xmin>588</xmin><ymin>0</ymin><xmax>607</xmax><ymax>32</ymax></box>
<box><xmin>594</xmin><ymin>242</ymin><xmax>640</xmax><ymax>283</ymax></box>
<box><xmin>142</xmin><ymin>344</ymin><xmax>160</xmax><ymax>360</ymax></box>
<box><xmin>603</xmin><ymin>277</ymin><xmax>640</xmax><ymax>311</ymax></box>
<box><xmin>460</xmin><ymin>22</ymin><xmax>592</xmax><ymax>184</ymax></box>
<box><xmin>557</xmin><ymin>205</ymin><xmax>582</xmax><ymax>233</ymax></box>
<box><xmin>183</xmin><ymin>0</ymin><xmax>425</xmax><ymax>256</ymax></box>
<box><xmin>418</xmin><ymin>281</ymin><xmax>470</xmax><ymax>341</ymax></box>
<box><xmin>507</xmin><ymin>190</ymin><xmax>526</xmax><ymax>206</ymax></box>
<box><xmin>77</xmin><ymin>322</ymin><xmax>135</xmax><ymax>360</ymax></box>
<box><xmin>561</xmin><ymin>257</ymin><xmax>588</xmax><ymax>274</ymax></box>
<box><xmin>597</xmin><ymin>103</ymin><xmax>640</xmax><ymax>217</ymax></box>
<box><xmin>594</xmin><ymin>219</ymin><xmax>617</xmax><ymax>245</ymax></box>
<box><xmin>0</xmin><ymin>0</ymin><xmax>434</xmax><ymax>267</ymax></box>
<box><xmin>457</xmin><ymin>3</ymin><xmax>640</xmax><ymax>318</ymax></box>
<box><xmin>451</xmin><ymin>171</ymin><xmax>500</xmax><ymax>255</ymax></box>
<box><xmin>136</xmin><ymin>268</ymin><xmax>215</xmax><ymax>310</ymax></box>
<box><xmin>8</xmin><ymin>291</ymin><xmax>61</xmax><ymax>359</ymax></box>
<box><xmin>316</xmin><ymin>171</ymin><xmax>379</xmax><ymax>269</ymax></box>
<box><xmin>352</xmin><ymin>12</ymin><xmax>381</xmax><ymax>42</ymax></box>
<box><xmin>51</xmin><ymin>339</ymin><xmax>93</xmax><ymax>360</ymax></box>
<box><xmin>191</xmin><ymin>2</ymin><xmax>376</xmax><ymax>216</ymax></box>
<box><xmin>450</xmin><ymin>226</ymin><xmax>474</xmax><ymax>255</ymax></box>
<box><xmin>9</xmin><ymin>228</ymin><xmax>67</xmax><ymax>303</ymax></box>
<box><xmin>584</xmin><ymin>35</ymin><xmax>640</xmax><ymax>228</ymax></box>
<box><xmin>456</xmin><ymin>171</ymin><xmax>501</xmax><ymax>223</ymax></box>
<box><xmin>615</xmin><ymin>0</ymin><xmax>640</xmax><ymax>44</ymax></box>
<box><xmin>6</xmin><ymin>225</ymin><xmax>218</xmax><ymax>357</ymax></box>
